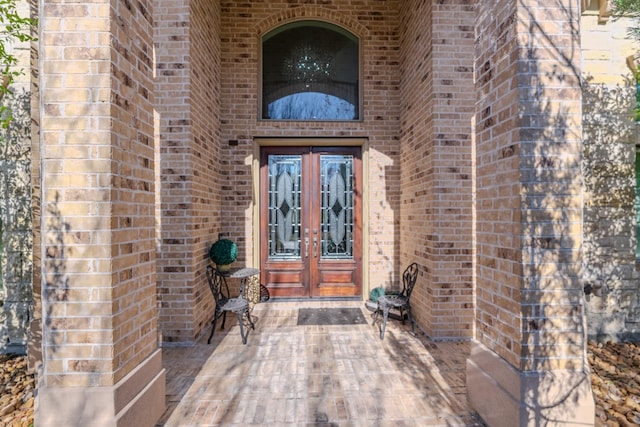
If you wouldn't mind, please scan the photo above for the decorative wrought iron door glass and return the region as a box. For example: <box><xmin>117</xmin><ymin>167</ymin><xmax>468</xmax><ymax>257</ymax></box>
<box><xmin>321</xmin><ymin>155</ymin><xmax>354</xmax><ymax>259</ymax></box>
<box><xmin>268</xmin><ymin>155</ymin><xmax>302</xmax><ymax>258</ymax></box>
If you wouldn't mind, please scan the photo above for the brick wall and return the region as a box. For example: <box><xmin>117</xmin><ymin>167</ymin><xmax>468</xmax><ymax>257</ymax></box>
<box><xmin>156</xmin><ymin>0</ymin><xmax>482</xmax><ymax>343</ymax></box>
<box><xmin>475</xmin><ymin>0</ymin><xmax>523</xmax><ymax>368</ymax></box>
<box><xmin>398</xmin><ymin>0</ymin><xmax>475</xmax><ymax>339</ymax></box>
<box><xmin>35</xmin><ymin>0</ymin><xmax>167</xmax><ymax>423</ymax></box>
<box><xmin>475</xmin><ymin>0</ymin><xmax>585</xmax><ymax>371</ymax></box>
<box><xmin>582</xmin><ymin>3</ymin><xmax>635</xmax><ymax>86</ymax></box>
<box><xmin>110</xmin><ymin>0</ymin><xmax>157</xmax><ymax>378</ymax></box>
<box><xmin>38</xmin><ymin>0</ymin><xmax>156</xmax><ymax>389</ymax></box>
<box><xmin>219</xmin><ymin>1</ymin><xmax>402</xmax><ymax>302</ymax></box>
<box><xmin>28</xmin><ymin>0</ymin><xmax>43</xmax><ymax>370</ymax></box>
<box><xmin>154</xmin><ymin>0</ymin><xmax>223</xmax><ymax>343</ymax></box>
<box><xmin>189</xmin><ymin>0</ymin><xmax>223</xmax><ymax>338</ymax></box>
<box><xmin>154</xmin><ymin>0</ymin><xmax>192</xmax><ymax>344</ymax></box>
<box><xmin>468</xmin><ymin>2</ymin><xmax>594</xmax><ymax>425</ymax></box>
<box><xmin>581</xmin><ymin>8</ymin><xmax>640</xmax><ymax>340</ymax></box>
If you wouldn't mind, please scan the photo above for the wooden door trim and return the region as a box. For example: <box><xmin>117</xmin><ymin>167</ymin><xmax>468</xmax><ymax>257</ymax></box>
<box><xmin>255</xmin><ymin>137</ymin><xmax>367</xmax><ymax>147</ymax></box>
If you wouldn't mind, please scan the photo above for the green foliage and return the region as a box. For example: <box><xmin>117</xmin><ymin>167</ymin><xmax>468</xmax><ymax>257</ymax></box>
<box><xmin>369</xmin><ymin>286</ymin><xmax>385</xmax><ymax>302</ymax></box>
<box><xmin>612</xmin><ymin>0</ymin><xmax>640</xmax><ymax>16</ymax></box>
<box><xmin>208</xmin><ymin>239</ymin><xmax>238</xmax><ymax>266</ymax></box>
<box><xmin>0</xmin><ymin>0</ymin><xmax>37</xmax><ymax>129</ymax></box>
<box><xmin>612</xmin><ymin>0</ymin><xmax>640</xmax><ymax>42</ymax></box>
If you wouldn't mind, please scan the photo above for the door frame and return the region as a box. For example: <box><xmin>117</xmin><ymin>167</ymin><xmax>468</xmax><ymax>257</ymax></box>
<box><xmin>252</xmin><ymin>137</ymin><xmax>370</xmax><ymax>299</ymax></box>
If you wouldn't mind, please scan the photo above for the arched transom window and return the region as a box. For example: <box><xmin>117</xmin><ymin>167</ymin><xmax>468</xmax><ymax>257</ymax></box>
<box><xmin>261</xmin><ymin>20</ymin><xmax>360</xmax><ymax>121</ymax></box>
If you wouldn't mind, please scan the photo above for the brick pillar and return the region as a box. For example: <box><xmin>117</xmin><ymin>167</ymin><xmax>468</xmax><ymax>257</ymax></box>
<box><xmin>468</xmin><ymin>1</ymin><xmax>594</xmax><ymax>426</ymax></box>
<box><xmin>34</xmin><ymin>0</ymin><xmax>165</xmax><ymax>425</ymax></box>
<box><xmin>399</xmin><ymin>0</ymin><xmax>476</xmax><ymax>339</ymax></box>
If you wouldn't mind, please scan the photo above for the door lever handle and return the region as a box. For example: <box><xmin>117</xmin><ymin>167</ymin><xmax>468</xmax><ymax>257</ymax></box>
<box><xmin>304</xmin><ymin>237</ymin><xmax>309</xmax><ymax>258</ymax></box>
<box><xmin>313</xmin><ymin>237</ymin><xmax>318</xmax><ymax>258</ymax></box>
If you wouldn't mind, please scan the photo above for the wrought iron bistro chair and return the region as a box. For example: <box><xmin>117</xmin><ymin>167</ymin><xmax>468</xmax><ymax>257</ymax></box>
<box><xmin>206</xmin><ymin>265</ymin><xmax>255</xmax><ymax>345</ymax></box>
<box><xmin>373</xmin><ymin>263</ymin><xmax>419</xmax><ymax>340</ymax></box>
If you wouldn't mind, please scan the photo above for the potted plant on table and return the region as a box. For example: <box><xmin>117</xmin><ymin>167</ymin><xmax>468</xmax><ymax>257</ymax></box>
<box><xmin>209</xmin><ymin>238</ymin><xmax>238</xmax><ymax>272</ymax></box>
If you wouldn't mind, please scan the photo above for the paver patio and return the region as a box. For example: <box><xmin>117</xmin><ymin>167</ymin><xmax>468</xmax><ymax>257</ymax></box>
<box><xmin>158</xmin><ymin>300</ymin><xmax>484</xmax><ymax>426</ymax></box>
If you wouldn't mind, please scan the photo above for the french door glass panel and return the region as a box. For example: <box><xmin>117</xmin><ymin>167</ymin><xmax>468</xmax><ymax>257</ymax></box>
<box><xmin>267</xmin><ymin>155</ymin><xmax>302</xmax><ymax>259</ymax></box>
<box><xmin>320</xmin><ymin>155</ymin><xmax>353</xmax><ymax>259</ymax></box>
<box><xmin>266</xmin><ymin>153</ymin><xmax>355</xmax><ymax>261</ymax></box>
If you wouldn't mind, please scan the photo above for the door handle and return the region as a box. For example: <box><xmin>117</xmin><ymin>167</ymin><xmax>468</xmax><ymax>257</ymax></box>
<box><xmin>313</xmin><ymin>237</ymin><xmax>318</xmax><ymax>258</ymax></box>
<box><xmin>304</xmin><ymin>237</ymin><xmax>309</xmax><ymax>258</ymax></box>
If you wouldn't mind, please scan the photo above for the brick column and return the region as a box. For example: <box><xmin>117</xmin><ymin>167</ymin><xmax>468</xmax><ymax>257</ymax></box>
<box><xmin>34</xmin><ymin>0</ymin><xmax>165</xmax><ymax>425</ymax></box>
<box><xmin>399</xmin><ymin>0</ymin><xmax>475</xmax><ymax>339</ymax></box>
<box><xmin>468</xmin><ymin>1</ymin><xmax>594</xmax><ymax>426</ymax></box>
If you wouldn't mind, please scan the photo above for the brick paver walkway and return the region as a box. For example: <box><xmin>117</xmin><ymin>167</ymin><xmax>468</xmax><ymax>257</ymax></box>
<box><xmin>158</xmin><ymin>300</ymin><xmax>483</xmax><ymax>426</ymax></box>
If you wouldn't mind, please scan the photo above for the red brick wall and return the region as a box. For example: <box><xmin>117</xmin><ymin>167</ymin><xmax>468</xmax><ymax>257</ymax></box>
<box><xmin>475</xmin><ymin>0</ymin><xmax>585</xmax><ymax>370</ymax></box>
<box><xmin>157</xmin><ymin>0</ymin><xmax>480</xmax><ymax>342</ymax></box>
<box><xmin>220</xmin><ymin>1</ymin><xmax>402</xmax><ymax>295</ymax></box>
<box><xmin>475</xmin><ymin>0</ymin><xmax>523</xmax><ymax>367</ymax></box>
<box><xmin>110</xmin><ymin>0</ymin><xmax>157</xmax><ymax>378</ymax></box>
<box><xmin>190</xmin><ymin>0</ymin><xmax>224</xmax><ymax>338</ymax></box>
<box><xmin>155</xmin><ymin>0</ymin><xmax>192</xmax><ymax>343</ymax></box>
<box><xmin>155</xmin><ymin>0</ymin><xmax>223</xmax><ymax>342</ymax></box>
<box><xmin>154</xmin><ymin>0</ymin><xmax>409</xmax><ymax>344</ymax></box>
<box><xmin>399</xmin><ymin>0</ymin><xmax>475</xmax><ymax>338</ymax></box>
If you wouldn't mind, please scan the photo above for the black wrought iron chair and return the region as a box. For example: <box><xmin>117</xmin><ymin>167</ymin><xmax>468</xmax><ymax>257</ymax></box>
<box><xmin>206</xmin><ymin>265</ymin><xmax>255</xmax><ymax>345</ymax></box>
<box><xmin>373</xmin><ymin>262</ymin><xmax>419</xmax><ymax>340</ymax></box>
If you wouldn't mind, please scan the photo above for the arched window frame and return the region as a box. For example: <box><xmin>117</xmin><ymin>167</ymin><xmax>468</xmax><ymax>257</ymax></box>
<box><xmin>259</xmin><ymin>20</ymin><xmax>362</xmax><ymax>121</ymax></box>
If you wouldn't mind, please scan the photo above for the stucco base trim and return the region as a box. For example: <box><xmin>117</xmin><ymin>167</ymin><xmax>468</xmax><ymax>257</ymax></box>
<box><xmin>36</xmin><ymin>349</ymin><xmax>165</xmax><ymax>427</ymax></box>
<box><xmin>466</xmin><ymin>340</ymin><xmax>594</xmax><ymax>427</ymax></box>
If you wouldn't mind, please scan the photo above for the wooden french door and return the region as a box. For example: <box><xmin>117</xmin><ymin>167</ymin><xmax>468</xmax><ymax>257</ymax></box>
<box><xmin>260</xmin><ymin>146</ymin><xmax>362</xmax><ymax>298</ymax></box>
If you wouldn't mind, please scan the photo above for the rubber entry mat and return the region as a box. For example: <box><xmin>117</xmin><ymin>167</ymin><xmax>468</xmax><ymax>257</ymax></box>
<box><xmin>297</xmin><ymin>307</ymin><xmax>368</xmax><ymax>326</ymax></box>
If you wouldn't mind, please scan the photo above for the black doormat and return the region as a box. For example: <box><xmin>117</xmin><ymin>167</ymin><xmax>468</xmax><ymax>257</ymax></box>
<box><xmin>297</xmin><ymin>307</ymin><xmax>368</xmax><ymax>326</ymax></box>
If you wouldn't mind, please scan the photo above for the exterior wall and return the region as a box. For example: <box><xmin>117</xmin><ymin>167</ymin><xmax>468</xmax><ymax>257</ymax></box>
<box><xmin>581</xmin><ymin>4</ymin><xmax>640</xmax><ymax>341</ymax></box>
<box><xmin>468</xmin><ymin>0</ymin><xmax>594</xmax><ymax>425</ymax></box>
<box><xmin>189</xmin><ymin>0</ymin><xmax>224</xmax><ymax>341</ymax></box>
<box><xmin>34</xmin><ymin>0</ymin><xmax>165</xmax><ymax>424</ymax></box>
<box><xmin>398</xmin><ymin>0</ymin><xmax>475</xmax><ymax>339</ymax></box>
<box><xmin>0</xmin><ymin>0</ymin><xmax>33</xmax><ymax>353</ymax></box>
<box><xmin>219</xmin><ymin>1</ymin><xmax>401</xmax><ymax>308</ymax></box>
<box><xmin>18</xmin><ymin>0</ymin><xmax>638</xmax><ymax>424</ymax></box>
<box><xmin>17</xmin><ymin>0</ymin><xmax>638</xmax><ymax>425</ymax></box>
<box><xmin>155</xmin><ymin>0</ymin><xmax>405</xmax><ymax>345</ymax></box>
<box><xmin>582</xmin><ymin>1</ymin><xmax>635</xmax><ymax>85</ymax></box>
<box><xmin>154</xmin><ymin>0</ymin><xmax>223</xmax><ymax>344</ymax></box>
<box><xmin>474</xmin><ymin>0</ymin><xmax>522</xmax><ymax>367</ymax></box>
